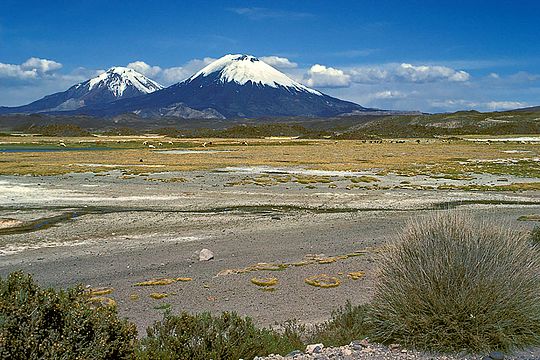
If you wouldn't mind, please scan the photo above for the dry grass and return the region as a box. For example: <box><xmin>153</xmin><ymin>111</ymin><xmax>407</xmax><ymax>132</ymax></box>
<box><xmin>134</xmin><ymin>277</ymin><xmax>192</xmax><ymax>286</ymax></box>
<box><xmin>369</xmin><ymin>212</ymin><xmax>540</xmax><ymax>352</ymax></box>
<box><xmin>216</xmin><ymin>251</ymin><xmax>367</xmax><ymax>276</ymax></box>
<box><xmin>518</xmin><ymin>214</ymin><xmax>540</xmax><ymax>221</ymax></box>
<box><xmin>250</xmin><ymin>277</ymin><xmax>279</xmax><ymax>287</ymax></box>
<box><xmin>85</xmin><ymin>287</ymin><xmax>114</xmax><ymax>296</ymax></box>
<box><xmin>347</xmin><ymin>271</ymin><xmax>365</xmax><ymax>280</ymax></box>
<box><xmin>149</xmin><ymin>293</ymin><xmax>168</xmax><ymax>300</ymax></box>
<box><xmin>1</xmin><ymin>136</ymin><xmax>538</xmax><ymax>178</ymax></box>
<box><xmin>305</xmin><ymin>274</ymin><xmax>341</xmax><ymax>288</ymax></box>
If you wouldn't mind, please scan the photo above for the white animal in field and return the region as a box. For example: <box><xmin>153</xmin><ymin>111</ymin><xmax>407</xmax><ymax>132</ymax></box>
<box><xmin>168</xmin><ymin>141</ymin><xmax>173</xmax><ymax>145</ymax></box>
<box><xmin>241</xmin><ymin>141</ymin><xmax>248</xmax><ymax>146</ymax></box>
<box><xmin>202</xmin><ymin>142</ymin><xmax>207</xmax><ymax>147</ymax></box>
<box><xmin>143</xmin><ymin>141</ymin><xmax>148</xmax><ymax>145</ymax></box>
<box><xmin>148</xmin><ymin>144</ymin><xmax>155</xmax><ymax>148</ymax></box>
<box><xmin>59</xmin><ymin>142</ymin><xmax>66</xmax><ymax>147</ymax></box>
<box><xmin>158</xmin><ymin>142</ymin><xmax>163</xmax><ymax>146</ymax></box>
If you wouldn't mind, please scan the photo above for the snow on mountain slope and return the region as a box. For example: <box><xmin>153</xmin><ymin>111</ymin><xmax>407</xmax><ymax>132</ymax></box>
<box><xmin>85</xmin><ymin>67</ymin><xmax>163</xmax><ymax>96</ymax></box>
<box><xmin>188</xmin><ymin>54</ymin><xmax>321</xmax><ymax>95</ymax></box>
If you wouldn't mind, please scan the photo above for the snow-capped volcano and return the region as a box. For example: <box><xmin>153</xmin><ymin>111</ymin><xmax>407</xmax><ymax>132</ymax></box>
<box><xmin>84</xmin><ymin>54</ymin><xmax>368</xmax><ymax>118</ymax></box>
<box><xmin>0</xmin><ymin>67</ymin><xmax>163</xmax><ymax>114</ymax></box>
<box><xmin>188</xmin><ymin>54</ymin><xmax>321</xmax><ymax>95</ymax></box>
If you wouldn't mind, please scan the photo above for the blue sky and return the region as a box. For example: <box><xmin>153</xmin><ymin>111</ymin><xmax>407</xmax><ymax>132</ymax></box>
<box><xmin>1</xmin><ymin>0</ymin><xmax>539</xmax><ymax>112</ymax></box>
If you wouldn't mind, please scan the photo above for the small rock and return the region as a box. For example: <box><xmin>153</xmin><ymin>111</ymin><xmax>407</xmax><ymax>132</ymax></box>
<box><xmin>342</xmin><ymin>348</ymin><xmax>353</xmax><ymax>356</ymax></box>
<box><xmin>199</xmin><ymin>248</ymin><xmax>214</xmax><ymax>261</ymax></box>
<box><xmin>349</xmin><ymin>340</ymin><xmax>366</xmax><ymax>351</ymax></box>
<box><xmin>306</xmin><ymin>343</ymin><xmax>324</xmax><ymax>354</ymax></box>
<box><xmin>388</xmin><ymin>343</ymin><xmax>401</xmax><ymax>351</ymax></box>
<box><xmin>489</xmin><ymin>351</ymin><xmax>504</xmax><ymax>360</ymax></box>
<box><xmin>286</xmin><ymin>350</ymin><xmax>303</xmax><ymax>357</ymax></box>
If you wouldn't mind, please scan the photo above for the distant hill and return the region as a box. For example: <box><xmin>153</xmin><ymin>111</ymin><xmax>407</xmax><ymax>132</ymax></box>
<box><xmin>1</xmin><ymin>109</ymin><xmax>539</xmax><ymax>138</ymax></box>
<box><xmin>513</xmin><ymin>105</ymin><xmax>540</xmax><ymax>112</ymax></box>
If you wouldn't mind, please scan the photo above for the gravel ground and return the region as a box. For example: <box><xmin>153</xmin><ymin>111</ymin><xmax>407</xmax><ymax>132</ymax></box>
<box><xmin>1</xmin><ymin>170</ymin><xmax>540</xmax><ymax>359</ymax></box>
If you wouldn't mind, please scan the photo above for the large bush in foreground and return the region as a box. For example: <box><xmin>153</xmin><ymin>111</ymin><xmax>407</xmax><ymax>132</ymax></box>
<box><xmin>0</xmin><ymin>272</ymin><xmax>137</xmax><ymax>359</ymax></box>
<box><xmin>137</xmin><ymin>311</ymin><xmax>303</xmax><ymax>359</ymax></box>
<box><xmin>369</xmin><ymin>212</ymin><xmax>540</xmax><ymax>352</ymax></box>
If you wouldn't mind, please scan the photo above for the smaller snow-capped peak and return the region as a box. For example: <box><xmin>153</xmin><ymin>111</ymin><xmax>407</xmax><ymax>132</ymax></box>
<box><xmin>85</xmin><ymin>66</ymin><xmax>163</xmax><ymax>97</ymax></box>
<box><xmin>188</xmin><ymin>54</ymin><xmax>321</xmax><ymax>95</ymax></box>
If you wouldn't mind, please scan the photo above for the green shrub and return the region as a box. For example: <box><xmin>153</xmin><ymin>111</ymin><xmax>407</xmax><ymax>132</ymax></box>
<box><xmin>369</xmin><ymin>212</ymin><xmax>540</xmax><ymax>353</ymax></box>
<box><xmin>136</xmin><ymin>311</ymin><xmax>303</xmax><ymax>359</ymax></box>
<box><xmin>0</xmin><ymin>272</ymin><xmax>137</xmax><ymax>359</ymax></box>
<box><xmin>309</xmin><ymin>301</ymin><xmax>371</xmax><ymax>347</ymax></box>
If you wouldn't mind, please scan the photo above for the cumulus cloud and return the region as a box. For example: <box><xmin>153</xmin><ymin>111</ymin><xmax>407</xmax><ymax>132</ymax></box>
<box><xmin>347</xmin><ymin>63</ymin><xmax>470</xmax><ymax>84</ymax></box>
<box><xmin>304</xmin><ymin>64</ymin><xmax>351</xmax><ymax>88</ymax></box>
<box><xmin>395</xmin><ymin>63</ymin><xmax>470</xmax><ymax>82</ymax></box>
<box><xmin>126</xmin><ymin>57</ymin><xmax>216</xmax><ymax>84</ymax></box>
<box><xmin>260</xmin><ymin>56</ymin><xmax>297</xmax><ymax>69</ymax></box>
<box><xmin>21</xmin><ymin>57</ymin><xmax>62</xmax><ymax>73</ymax></box>
<box><xmin>0</xmin><ymin>57</ymin><xmax>63</xmax><ymax>81</ymax></box>
<box><xmin>127</xmin><ymin>61</ymin><xmax>162</xmax><ymax>77</ymax></box>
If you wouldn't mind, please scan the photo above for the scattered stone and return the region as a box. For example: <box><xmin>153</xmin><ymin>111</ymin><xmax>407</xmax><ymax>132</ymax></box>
<box><xmin>199</xmin><ymin>248</ymin><xmax>214</xmax><ymax>261</ymax></box>
<box><xmin>388</xmin><ymin>343</ymin><xmax>401</xmax><ymax>351</ymax></box>
<box><xmin>350</xmin><ymin>339</ymin><xmax>368</xmax><ymax>350</ymax></box>
<box><xmin>286</xmin><ymin>350</ymin><xmax>303</xmax><ymax>357</ymax></box>
<box><xmin>305</xmin><ymin>344</ymin><xmax>324</xmax><ymax>354</ymax></box>
<box><xmin>489</xmin><ymin>351</ymin><xmax>504</xmax><ymax>360</ymax></box>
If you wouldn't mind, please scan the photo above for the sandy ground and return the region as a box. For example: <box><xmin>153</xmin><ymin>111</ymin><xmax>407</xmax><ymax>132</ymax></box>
<box><xmin>1</xmin><ymin>169</ymin><xmax>540</xmax><ymax>341</ymax></box>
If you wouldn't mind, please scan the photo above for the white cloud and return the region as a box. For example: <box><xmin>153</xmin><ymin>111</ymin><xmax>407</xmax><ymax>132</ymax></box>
<box><xmin>347</xmin><ymin>63</ymin><xmax>470</xmax><ymax>84</ymax></box>
<box><xmin>0</xmin><ymin>63</ymin><xmax>38</xmax><ymax>80</ymax></box>
<box><xmin>260</xmin><ymin>56</ymin><xmax>297</xmax><ymax>69</ymax></box>
<box><xmin>372</xmin><ymin>90</ymin><xmax>407</xmax><ymax>99</ymax></box>
<box><xmin>304</xmin><ymin>64</ymin><xmax>351</xmax><ymax>88</ymax></box>
<box><xmin>126</xmin><ymin>57</ymin><xmax>216</xmax><ymax>84</ymax></box>
<box><xmin>21</xmin><ymin>57</ymin><xmax>62</xmax><ymax>73</ymax></box>
<box><xmin>0</xmin><ymin>57</ymin><xmax>63</xmax><ymax>80</ymax></box>
<box><xmin>485</xmin><ymin>101</ymin><xmax>527</xmax><ymax>111</ymax></box>
<box><xmin>396</xmin><ymin>63</ymin><xmax>470</xmax><ymax>82</ymax></box>
<box><xmin>127</xmin><ymin>61</ymin><xmax>162</xmax><ymax>77</ymax></box>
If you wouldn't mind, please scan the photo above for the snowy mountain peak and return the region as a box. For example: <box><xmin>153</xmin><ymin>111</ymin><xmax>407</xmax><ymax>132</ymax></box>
<box><xmin>188</xmin><ymin>54</ymin><xmax>321</xmax><ymax>95</ymax></box>
<box><xmin>85</xmin><ymin>66</ymin><xmax>163</xmax><ymax>97</ymax></box>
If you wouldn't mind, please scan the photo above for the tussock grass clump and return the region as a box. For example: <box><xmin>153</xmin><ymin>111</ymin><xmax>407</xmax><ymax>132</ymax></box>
<box><xmin>369</xmin><ymin>212</ymin><xmax>540</xmax><ymax>353</ymax></box>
